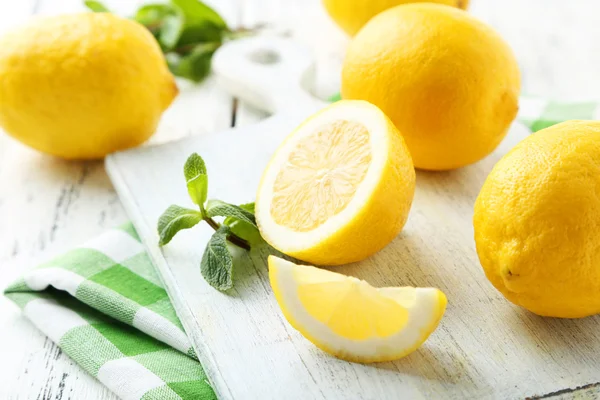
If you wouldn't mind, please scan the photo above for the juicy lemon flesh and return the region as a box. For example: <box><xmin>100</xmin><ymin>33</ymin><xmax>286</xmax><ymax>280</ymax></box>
<box><xmin>255</xmin><ymin>100</ymin><xmax>416</xmax><ymax>266</ymax></box>
<box><xmin>269</xmin><ymin>256</ymin><xmax>447</xmax><ymax>363</ymax></box>
<box><xmin>271</xmin><ymin>120</ymin><xmax>372</xmax><ymax>232</ymax></box>
<box><xmin>297</xmin><ymin>278</ymin><xmax>409</xmax><ymax>340</ymax></box>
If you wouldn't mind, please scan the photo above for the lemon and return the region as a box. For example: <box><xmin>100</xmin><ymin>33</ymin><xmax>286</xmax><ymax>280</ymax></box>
<box><xmin>474</xmin><ymin>121</ymin><xmax>600</xmax><ymax>318</ymax></box>
<box><xmin>255</xmin><ymin>100</ymin><xmax>415</xmax><ymax>266</ymax></box>
<box><xmin>0</xmin><ymin>13</ymin><xmax>177</xmax><ymax>159</ymax></box>
<box><xmin>323</xmin><ymin>0</ymin><xmax>469</xmax><ymax>36</ymax></box>
<box><xmin>268</xmin><ymin>256</ymin><xmax>447</xmax><ymax>363</ymax></box>
<box><xmin>342</xmin><ymin>4</ymin><xmax>521</xmax><ymax>171</ymax></box>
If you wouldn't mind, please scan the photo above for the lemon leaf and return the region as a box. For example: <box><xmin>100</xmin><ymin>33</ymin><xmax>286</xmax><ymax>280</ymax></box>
<box><xmin>157</xmin><ymin>205</ymin><xmax>203</xmax><ymax>246</ymax></box>
<box><xmin>84</xmin><ymin>0</ymin><xmax>110</xmax><ymax>12</ymax></box>
<box><xmin>201</xmin><ymin>225</ymin><xmax>234</xmax><ymax>291</ymax></box>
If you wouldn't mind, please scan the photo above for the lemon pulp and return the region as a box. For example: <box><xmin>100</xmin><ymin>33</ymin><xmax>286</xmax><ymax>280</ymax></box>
<box><xmin>271</xmin><ymin>120</ymin><xmax>372</xmax><ymax>231</ymax></box>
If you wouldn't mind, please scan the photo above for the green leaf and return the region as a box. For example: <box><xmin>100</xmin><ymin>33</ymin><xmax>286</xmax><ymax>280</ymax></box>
<box><xmin>177</xmin><ymin>24</ymin><xmax>223</xmax><ymax>48</ymax></box>
<box><xmin>173</xmin><ymin>43</ymin><xmax>220</xmax><ymax>82</ymax></box>
<box><xmin>184</xmin><ymin>152</ymin><xmax>207</xmax><ymax>180</ymax></box>
<box><xmin>206</xmin><ymin>200</ymin><xmax>256</xmax><ymax>226</ymax></box>
<box><xmin>84</xmin><ymin>0</ymin><xmax>110</xmax><ymax>12</ymax></box>
<box><xmin>158</xmin><ymin>13</ymin><xmax>185</xmax><ymax>50</ymax></box>
<box><xmin>172</xmin><ymin>0</ymin><xmax>228</xmax><ymax>30</ymax></box>
<box><xmin>187</xmin><ymin>175</ymin><xmax>208</xmax><ymax>208</ymax></box>
<box><xmin>157</xmin><ymin>205</ymin><xmax>203</xmax><ymax>245</ymax></box>
<box><xmin>172</xmin><ymin>42</ymin><xmax>218</xmax><ymax>82</ymax></box>
<box><xmin>328</xmin><ymin>92</ymin><xmax>341</xmax><ymax>102</ymax></box>
<box><xmin>134</xmin><ymin>3</ymin><xmax>173</xmax><ymax>26</ymax></box>
<box><xmin>201</xmin><ymin>225</ymin><xmax>234</xmax><ymax>290</ymax></box>
<box><xmin>222</xmin><ymin>202</ymin><xmax>260</xmax><ymax>244</ymax></box>
<box><xmin>239</xmin><ymin>202</ymin><xmax>255</xmax><ymax>213</ymax></box>
<box><xmin>183</xmin><ymin>153</ymin><xmax>208</xmax><ymax>206</ymax></box>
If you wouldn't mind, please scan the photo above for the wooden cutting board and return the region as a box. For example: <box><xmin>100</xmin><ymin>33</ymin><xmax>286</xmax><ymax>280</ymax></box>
<box><xmin>106</xmin><ymin>37</ymin><xmax>600</xmax><ymax>400</ymax></box>
<box><xmin>106</xmin><ymin>112</ymin><xmax>600</xmax><ymax>399</ymax></box>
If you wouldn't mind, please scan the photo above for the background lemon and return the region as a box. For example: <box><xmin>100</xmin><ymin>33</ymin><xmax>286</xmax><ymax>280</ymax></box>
<box><xmin>341</xmin><ymin>4</ymin><xmax>521</xmax><ymax>171</ymax></box>
<box><xmin>323</xmin><ymin>0</ymin><xmax>469</xmax><ymax>36</ymax></box>
<box><xmin>0</xmin><ymin>13</ymin><xmax>178</xmax><ymax>159</ymax></box>
<box><xmin>474</xmin><ymin>120</ymin><xmax>600</xmax><ymax>318</ymax></box>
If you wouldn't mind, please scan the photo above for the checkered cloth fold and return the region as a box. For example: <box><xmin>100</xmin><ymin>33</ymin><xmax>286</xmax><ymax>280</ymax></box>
<box><xmin>4</xmin><ymin>223</ymin><xmax>216</xmax><ymax>400</ymax></box>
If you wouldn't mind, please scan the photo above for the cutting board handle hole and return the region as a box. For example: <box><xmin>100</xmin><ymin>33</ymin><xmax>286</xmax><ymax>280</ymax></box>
<box><xmin>247</xmin><ymin>48</ymin><xmax>280</xmax><ymax>65</ymax></box>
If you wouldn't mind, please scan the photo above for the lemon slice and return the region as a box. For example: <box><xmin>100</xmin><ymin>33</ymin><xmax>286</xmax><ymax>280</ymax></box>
<box><xmin>268</xmin><ymin>256</ymin><xmax>447</xmax><ymax>363</ymax></box>
<box><xmin>256</xmin><ymin>100</ymin><xmax>415</xmax><ymax>265</ymax></box>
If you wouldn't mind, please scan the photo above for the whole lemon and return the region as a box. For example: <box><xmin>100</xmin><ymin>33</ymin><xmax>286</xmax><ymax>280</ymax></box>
<box><xmin>323</xmin><ymin>0</ymin><xmax>469</xmax><ymax>36</ymax></box>
<box><xmin>0</xmin><ymin>13</ymin><xmax>178</xmax><ymax>159</ymax></box>
<box><xmin>342</xmin><ymin>4</ymin><xmax>520</xmax><ymax>171</ymax></box>
<box><xmin>474</xmin><ymin>121</ymin><xmax>600</xmax><ymax>318</ymax></box>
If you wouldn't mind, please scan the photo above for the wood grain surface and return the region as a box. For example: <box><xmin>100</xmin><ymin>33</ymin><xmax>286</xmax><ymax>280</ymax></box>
<box><xmin>2</xmin><ymin>0</ymin><xmax>600</xmax><ymax>399</ymax></box>
<box><xmin>107</xmin><ymin>113</ymin><xmax>600</xmax><ymax>400</ymax></box>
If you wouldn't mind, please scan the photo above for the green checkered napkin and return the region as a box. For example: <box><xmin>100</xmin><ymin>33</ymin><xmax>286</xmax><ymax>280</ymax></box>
<box><xmin>4</xmin><ymin>223</ymin><xmax>216</xmax><ymax>400</ymax></box>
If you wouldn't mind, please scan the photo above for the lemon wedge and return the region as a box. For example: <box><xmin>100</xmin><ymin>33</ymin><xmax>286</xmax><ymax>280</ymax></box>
<box><xmin>256</xmin><ymin>100</ymin><xmax>415</xmax><ymax>265</ymax></box>
<box><xmin>268</xmin><ymin>256</ymin><xmax>447</xmax><ymax>363</ymax></box>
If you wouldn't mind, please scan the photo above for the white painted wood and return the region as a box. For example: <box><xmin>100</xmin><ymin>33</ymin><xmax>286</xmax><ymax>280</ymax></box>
<box><xmin>0</xmin><ymin>0</ymin><xmax>236</xmax><ymax>398</ymax></box>
<box><xmin>108</xmin><ymin>108</ymin><xmax>600</xmax><ymax>399</ymax></box>
<box><xmin>212</xmin><ymin>36</ymin><xmax>325</xmax><ymax>114</ymax></box>
<box><xmin>106</xmin><ymin>2</ymin><xmax>600</xmax><ymax>399</ymax></box>
<box><xmin>4</xmin><ymin>0</ymin><xmax>600</xmax><ymax>399</ymax></box>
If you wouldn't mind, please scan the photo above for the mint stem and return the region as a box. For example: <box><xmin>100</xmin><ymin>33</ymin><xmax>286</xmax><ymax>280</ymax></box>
<box><xmin>205</xmin><ymin>217</ymin><xmax>251</xmax><ymax>251</ymax></box>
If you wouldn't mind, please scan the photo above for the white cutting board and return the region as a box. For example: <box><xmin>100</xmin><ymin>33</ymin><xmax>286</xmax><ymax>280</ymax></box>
<box><xmin>106</xmin><ymin>38</ymin><xmax>600</xmax><ymax>400</ymax></box>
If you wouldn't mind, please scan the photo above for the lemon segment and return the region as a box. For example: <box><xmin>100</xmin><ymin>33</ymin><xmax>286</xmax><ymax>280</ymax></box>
<box><xmin>256</xmin><ymin>100</ymin><xmax>415</xmax><ymax>265</ymax></box>
<box><xmin>269</xmin><ymin>256</ymin><xmax>447</xmax><ymax>363</ymax></box>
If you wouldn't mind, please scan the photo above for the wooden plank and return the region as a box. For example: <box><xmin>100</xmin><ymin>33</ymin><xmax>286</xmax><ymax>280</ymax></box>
<box><xmin>107</xmin><ymin>108</ymin><xmax>600</xmax><ymax>399</ymax></box>
<box><xmin>0</xmin><ymin>0</ymin><xmax>237</xmax><ymax>398</ymax></box>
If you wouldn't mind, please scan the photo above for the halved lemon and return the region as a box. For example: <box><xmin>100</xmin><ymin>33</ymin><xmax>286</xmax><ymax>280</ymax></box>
<box><xmin>268</xmin><ymin>256</ymin><xmax>447</xmax><ymax>363</ymax></box>
<box><xmin>256</xmin><ymin>100</ymin><xmax>415</xmax><ymax>265</ymax></box>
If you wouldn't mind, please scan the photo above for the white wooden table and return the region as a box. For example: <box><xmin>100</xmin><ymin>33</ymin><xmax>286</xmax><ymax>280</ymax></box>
<box><xmin>1</xmin><ymin>0</ymin><xmax>600</xmax><ymax>398</ymax></box>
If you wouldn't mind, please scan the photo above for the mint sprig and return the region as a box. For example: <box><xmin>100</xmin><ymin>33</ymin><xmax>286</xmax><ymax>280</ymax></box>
<box><xmin>84</xmin><ymin>0</ymin><xmax>248</xmax><ymax>83</ymax></box>
<box><xmin>157</xmin><ymin>153</ymin><xmax>262</xmax><ymax>290</ymax></box>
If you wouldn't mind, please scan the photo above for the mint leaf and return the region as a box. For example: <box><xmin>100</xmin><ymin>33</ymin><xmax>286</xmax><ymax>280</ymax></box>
<box><xmin>172</xmin><ymin>0</ymin><xmax>228</xmax><ymax>30</ymax></box>
<box><xmin>159</xmin><ymin>12</ymin><xmax>185</xmax><ymax>50</ymax></box>
<box><xmin>177</xmin><ymin>24</ymin><xmax>223</xmax><ymax>47</ymax></box>
<box><xmin>201</xmin><ymin>225</ymin><xmax>233</xmax><ymax>290</ymax></box>
<box><xmin>84</xmin><ymin>0</ymin><xmax>110</xmax><ymax>12</ymax></box>
<box><xmin>134</xmin><ymin>3</ymin><xmax>173</xmax><ymax>26</ymax></box>
<box><xmin>184</xmin><ymin>153</ymin><xmax>208</xmax><ymax>206</ymax></box>
<box><xmin>240</xmin><ymin>202</ymin><xmax>255</xmax><ymax>213</ymax></box>
<box><xmin>174</xmin><ymin>42</ymin><xmax>218</xmax><ymax>83</ymax></box>
<box><xmin>328</xmin><ymin>92</ymin><xmax>341</xmax><ymax>102</ymax></box>
<box><xmin>184</xmin><ymin>152</ymin><xmax>207</xmax><ymax>180</ymax></box>
<box><xmin>206</xmin><ymin>200</ymin><xmax>256</xmax><ymax>226</ymax></box>
<box><xmin>157</xmin><ymin>205</ymin><xmax>203</xmax><ymax>245</ymax></box>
